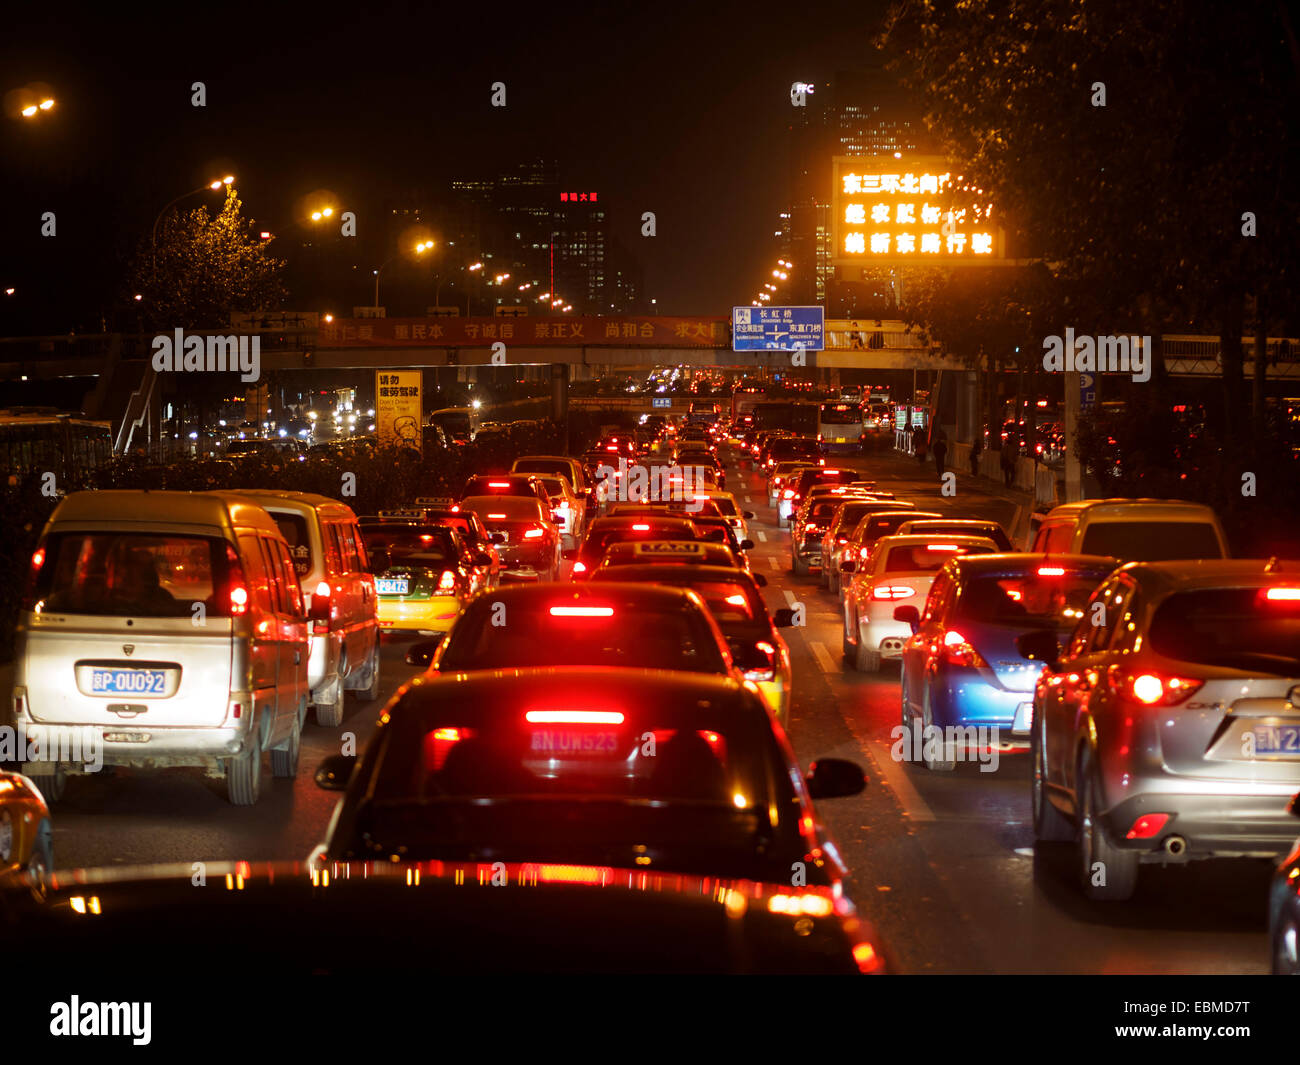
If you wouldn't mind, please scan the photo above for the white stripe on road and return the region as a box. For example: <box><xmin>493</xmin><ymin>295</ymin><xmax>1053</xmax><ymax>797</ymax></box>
<box><xmin>755</xmin><ymin>530</ymin><xmax>766</xmax><ymax>542</ymax></box>
<box><xmin>743</xmin><ymin>495</ymin><xmax>752</xmax><ymax>503</ymax></box>
<box><xmin>783</xmin><ymin>589</ymin><xmax>797</xmax><ymax>605</ymax></box>
<box><xmin>809</xmin><ymin>640</ymin><xmax>838</xmax><ymax>675</ymax></box>
<box><xmin>868</xmin><ymin>739</ymin><xmax>937</xmax><ymax>822</ymax></box>
<box><xmin>768</xmin><ymin>556</ymin><xmax>783</xmax><ymax>571</ymax></box>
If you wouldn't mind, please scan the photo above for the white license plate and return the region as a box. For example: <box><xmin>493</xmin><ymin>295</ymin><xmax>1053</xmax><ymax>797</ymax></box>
<box><xmin>376</xmin><ymin>578</ymin><xmax>410</xmax><ymax>596</ymax></box>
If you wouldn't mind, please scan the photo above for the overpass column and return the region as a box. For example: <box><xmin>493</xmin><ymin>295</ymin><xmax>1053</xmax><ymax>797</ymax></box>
<box><xmin>551</xmin><ymin>362</ymin><xmax>569</xmax><ymax>451</ymax></box>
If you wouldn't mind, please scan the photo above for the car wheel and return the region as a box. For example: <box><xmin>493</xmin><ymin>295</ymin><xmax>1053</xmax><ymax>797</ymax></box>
<box><xmin>921</xmin><ymin>689</ymin><xmax>955</xmax><ymax>771</ymax></box>
<box><xmin>270</xmin><ymin>700</ymin><xmax>302</xmax><ymax>779</ymax></box>
<box><xmin>853</xmin><ymin>634</ymin><xmax>881</xmax><ymax>674</ymax></box>
<box><xmin>1274</xmin><ymin>914</ymin><xmax>1300</xmax><ymax>975</ymax></box>
<box><xmin>1031</xmin><ymin>717</ymin><xmax>1073</xmax><ymax>841</ymax></box>
<box><xmin>25</xmin><ymin>763</ymin><xmax>67</xmax><ymax>806</ymax></box>
<box><xmin>792</xmin><ymin>553</ymin><xmax>809</xmax><ymax>577</ymax></box>
<box><xmin>226</xmin><ymin>720</ymin><xmax>263</xmax><ymax>805</ymax></box>
<box><xmin>899</xmin><ymin>677</ymin><xmax>919</xmax><ymax>763</ymax></box>
<box><xmin>1076</xmin><ymin>753</ymin><xmax>1139</xmax><ymax>901</ymax></box>
<box><xmin>829</xmin><ymin>566</ymin><xmax>841</xmax><ymax>595</ymax></box>
<box><xmin>356</xmin><ymin>641</ymin><xmax>382</xmax><ymax>702</ymax></box>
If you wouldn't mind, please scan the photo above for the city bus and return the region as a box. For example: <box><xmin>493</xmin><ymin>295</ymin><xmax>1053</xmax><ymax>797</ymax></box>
<box><xmin>731</xmin><ymin>384</ymin><xmax>766</xmax><ymax>430</ymax></box>
<box><xmin>428</xmin><ymin>406</ymin><xmax>480</xmax><ymax>444</ymax></box>
<box><xmin>0</xmin><ymin>409</ymin><xmax>113</xmax><ymax>483</ymax></box>
<box><xmin>817</xmin><ymin>401</ymin><xmax>867</xmax><ymax>454</ymax></box>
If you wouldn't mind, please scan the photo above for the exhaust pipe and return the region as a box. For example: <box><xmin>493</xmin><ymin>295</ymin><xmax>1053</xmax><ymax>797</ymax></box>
<box><xmin>1163</xmin><ymin>835</ymin><xmax>1188</xmax><ymax>859</ymax></box>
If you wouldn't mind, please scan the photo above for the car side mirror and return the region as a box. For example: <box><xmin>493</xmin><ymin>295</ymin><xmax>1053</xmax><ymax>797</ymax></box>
<box><xmin>893</xmin><ymin>604</ymin><xmax>920</xmax><ymax>632</ymax></box>
<box><xmin>742</xmin><ymin>510</ymin><xmax>755</xmax><ymax>519</ymax></box>
<box><xmin>314</xmin><ymin>754</ymin><xmax>356</xmax><ymax>791</ymax></box>
<box><xmin>839</xmin><ymin>560</ymin><xmax>856</xmax><ymax>573</ymax></box>
<box><xmin>773</xmin><ymin>607</ymin><xmax>795</xmax><ymax>628</ymax></box>
<box><xmin>490</xmin><ymin>532</ymin><xmax>506</xmax><ymax>544</ymax></box>
<box><xmin>552</xmin><ymin>511</ymin><xmax>563</xmax><ymax>523</ymax></box>
<box><xmin>753</xmin><ymin>572</ymin><xmax>768</xmax><ymax>588</ymax></box>
<box><xmin>405</xmin><ymin>636</ymin><xmax>444</xmax><ymax>667</ymax></box>
<box><xmin>740</xmin><ymin>539</ymin><xmax>755</xmax><ymax>551</ymax></box>
<box><xmin>473</xmin><ymin>551</ymin><xmax>493</xmax><ymax>566</ymax></box>
<box><xmin>805</xmin><ymin>758</ymin><xmax>867</xmax><ymax>799</ymax></box>
<box><xmin>1016</xmin><ymin>629</ymin><xmax>1061</xmax><ymax>669</ymax></box>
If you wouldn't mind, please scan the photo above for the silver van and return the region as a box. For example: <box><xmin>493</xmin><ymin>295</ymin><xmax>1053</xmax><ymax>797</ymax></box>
<box><xmin>11</xmin><ymin>491</ymin><xmax>309</xmax><ymax>805</ymax></box>
<box><xmin>217</xmin><ymin>491</ymin><xmax>379</xmax><ymax>726</ymax></box>
<box><xmin>1029</xmin><ymin>499</ymin><xmax>1230</xmax><ymax>560</ymax></box>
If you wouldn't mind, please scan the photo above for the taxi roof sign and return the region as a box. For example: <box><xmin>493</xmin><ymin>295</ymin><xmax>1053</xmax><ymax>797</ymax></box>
<box><xmin>634</xmin><ymin>541</ymin><xmax>707</xmax><ymax>555</ymax></box>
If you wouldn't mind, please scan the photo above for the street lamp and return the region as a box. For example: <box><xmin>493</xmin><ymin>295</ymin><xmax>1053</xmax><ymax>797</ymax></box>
<box><xmin>373</xmin><ymin>240</ymin><xmax>434</xmax><ymax>308</ymax></box>
<box><xmin>152</xmin><ymin>176</ymin><xmax>234</xmax><ymax>246</ymax></box>
<box><xmin>20</xmin><ymin>98</ymin><xmax>55</xmax><ymax>118</ymax></box>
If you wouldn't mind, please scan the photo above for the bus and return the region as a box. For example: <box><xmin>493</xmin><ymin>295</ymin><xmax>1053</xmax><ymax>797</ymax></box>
<box><xmin>730</xmin><ymin>384</ymin><xmax>766</xmax><ymax>429</ymax></box>
<box><xmin>0</xmin><ymin>409</ymin><xmax>113</xmax><ymax>483</ymax></box>
<box><xmin>428</xmin><ymin>406</ymin><xmax>480</xmax><ymax>444</ymax></box>
<box><xmin>817</xmin><ymin>401</ymin><xmax>867</xmax><ymax>454</ymax></box>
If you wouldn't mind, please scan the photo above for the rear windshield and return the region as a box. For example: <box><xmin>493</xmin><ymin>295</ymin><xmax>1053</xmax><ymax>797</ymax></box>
<box><xmin>862</xmin><ymin>514</ymin><xmax>922</xmax><ymax>541</ymax></box>
<box><xmin>771</xmin><ymin>439</ymin><xmax>820</xmax><ymax>456</ymax></box>
<box><xmin>462</xmin><ymin>496</ymin><xmax>543</xmax><ymax>522</ymax></box>
<box><xmin>821</xmin><ymin>406</ymin><xmax>863</xmax><ymax>424</ymax></box>
<box><xmin>708</xmin><ymin>497</ymin><xmax>737</xmax><ymax>516</ymax></box>
<box><xmin>955</xmin><ymin>571</ymin><xmax>1107</xmax><ymax>626</ymax></box>
<box><xmin>1080</xmin><ymin>520</ymin><xmax>1224</xmax><ymax>561</ymax></box>
<box><xmin>362</xmin><ymin>526</ymin><xmax>459</xmax><ymax>562</ymax></box>
<box><xmin>264</xmin><ymin>510</ymin><xmax>314</xmax><ymax>576</ymax></box>
<box><xmin>513</xmin><ymin>459</ymin><xmax>573</xmax><ymax>482</ymax></box>
<box><xmin>34</xmin><ymin>532</ymin><xmax>234</xmax><ymax>618</ymax></box>
<box><xmin>1148</xmin><ymin>587</ymin><xmax>1300</xmax><ymax>673</ymax></box>
<box><xmin>584</xmin><ymin>523</ymin><xmax>696</xmax><ymax>560</ymax></box>
<box><xmin>438</xmin><ymin>598</ymin><xmax>727</xmax><ymax>673</ymax></box>
<box><xmin>884</xmin><ymin>544</ymin><xmax>995</xmax><ymax>573</ymax></box>
<box><xmin>901</xmin><ymin>522</ymin><xmax>1013</xmax><ymax>550</ymax></box>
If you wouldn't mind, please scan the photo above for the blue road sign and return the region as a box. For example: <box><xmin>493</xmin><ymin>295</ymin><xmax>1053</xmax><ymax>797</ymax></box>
<box><xmin>1080</xmin><ymin>372</ymin><xmax>1097</xmax><ymax>408</ymax></box>
<box><xmin>651</xmin><ymin>397</ymin><xmax>672</xmax><ymax>409</ymax></box>
<box><xmin>732</xmin><ymin>306</ymin><xmax>825</xmax><ymax>352</ymax></box>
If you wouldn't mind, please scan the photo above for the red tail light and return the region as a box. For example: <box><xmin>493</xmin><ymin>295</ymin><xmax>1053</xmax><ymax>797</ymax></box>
<box><xmin>941</xmin><ymin>629</ymin><xmax>988</xmax><ymax>668</ymax></box>
<box><xmin>1126</xmin><ymin>813</ymin><xmax>1170</xmax><ymax>839</ymax></box>
<box><xmin>226</xmin><ymin>543</ymin><xmax>249</xmax><ymax>617</ymax></box>
<box><xmin>437</xmin><ymin>570</ymin><xmax>457</xmax><ymax>592</ymax></box>
<box><xmin>488</xmin><ymin>481</ymin><xmax>511</xmax><ymax>488</ymax></box>
<box><xmin>523</xmin><ymin>527</ymin><xmax>545</xmax><ymax>540</ymax></box>
<box><xmin>1037</xmin><ymin>566</ymin><xmax>1066</xmax><ymax>576</ymax></box>
<box><xmin>872</xmin><ymin>585</ymin><xmax>915</xmax><ymax>600</ymax></box>
<box><xmin>526</xmin><ymin>709</ymin><xmax>624</xmax><ymax>723</ymax></box>
<box><xmin>1266</xmin><ymin>587</ymin><xmax>1300</xmax><ymax>601</ymax></box>
<box><xmin>571</xmin><ymin>561</ymin><xmax>587</xmax><ymax>574</ymax></box>
<box><xmin>549</xmin><ymin>605</ymin><xmax>613</xmax><ymax>617</ymax></box>
<box><xmin>22</xmin><ymin>546</ymin><xmax>46</xmax><ymax>610</ymax></box>
<box><xmin>783</xmin><ymin>489</ymin><xmax>794</xmax><ymax>499</ymax></box>
<box><xmin>1120</xmin><ymin>671</ymin><xmax>1203</xmax><ymax>706</ymax></box>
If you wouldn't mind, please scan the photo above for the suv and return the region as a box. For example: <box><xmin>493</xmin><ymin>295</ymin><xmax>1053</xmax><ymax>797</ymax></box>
<box><xmin>218</xmin><ymin>491</ymin><xmax>380</xmax><ymax>727</ymax></box>
<box><xmin>1030</xmin><ymin>499</ymin><xmax>1230</xmax><ymax>559</ymax></box>
<box><xmin>1020</xmin><ymin>559</ymin><xmax>1300</xmax><ymax>901</ymax></box>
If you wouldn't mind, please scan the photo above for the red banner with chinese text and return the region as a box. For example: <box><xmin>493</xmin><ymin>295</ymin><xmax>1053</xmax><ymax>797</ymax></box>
<box><xmin>316</xmin><ymin>316</ymin><xmax>729</xmax><ymax>348</ymax></box>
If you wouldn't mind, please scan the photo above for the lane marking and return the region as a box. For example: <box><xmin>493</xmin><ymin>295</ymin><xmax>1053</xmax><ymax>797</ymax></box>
<box><xmin>782</xmin><ymin>588</ymin><xmax>797</xmax><ymax>605</ymax></box>
<box><xmin>809</xmin><ymin>640</ymin><xmax>838</xmax><ymax>675</ymax></box>
<box><xmin>867</xmin><ymin>738</ymin><xmax>937</xmax><ymax>823</ymax></box>
<box><xmin>768</xmin><ymin>556</ymin><xmax>782</xmax><ymax>571</ymax></box>
<box><xmin>756</xmin><ymin>530</ymin><xmax>767</xmax><ymax>542</ymax></box>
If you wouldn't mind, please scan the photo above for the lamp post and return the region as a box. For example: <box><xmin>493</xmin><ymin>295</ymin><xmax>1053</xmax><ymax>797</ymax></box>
<box><xmin>152</xmin><ymin>176</ymin><xmax>234</xmax><ymax>247</ymax></box>
<box><xmin>374</xmin><ymin>240</ymin><xmax>434</xmax><ymax>309</ymax></box>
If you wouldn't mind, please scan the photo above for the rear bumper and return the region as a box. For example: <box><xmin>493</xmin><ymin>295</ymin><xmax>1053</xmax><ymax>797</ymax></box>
<box><xmin>930</xmin><ymin>669</ymin><xmax>1034</xmax><ymax>734</ymax></box>
<box><xmin>13</xmin><ymin>708</ymin><xmax>256</xmax><ymax>771</ymax></box>
<box><xmin>1100</xmin><ymin>789</ymin><xmax>1300</xmax><ymax>859</ymax></box>
<box><xmin>859</xmin><ymin>613</ymin><xmax>912</xmax><ymax>660</ymax></box>
<box><xmin>378</xmin><ymin>595</ymin><xmax>462</xmax><ymax>633</ymax></box>
<box><xmin>306</xmin><ymin>631</ymin><xmax>340</xmax><ymax>690</ymax></box>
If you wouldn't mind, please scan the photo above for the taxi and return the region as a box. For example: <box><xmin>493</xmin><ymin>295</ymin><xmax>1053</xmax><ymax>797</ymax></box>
<box><xmin>0</xmin><ymin>771</ymin><xmax>53</xmax><ymax>885</ymax></box>
<box><xmin>358</xmin><ymin>522</ymin><xmax>488</xmax><ymax>635</ymax></box>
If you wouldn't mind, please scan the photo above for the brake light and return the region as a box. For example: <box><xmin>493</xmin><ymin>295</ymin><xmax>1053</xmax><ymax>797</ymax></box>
<box><xmin>487</xmin><ymin>513</ymin><xmax>506</xmax><ymax>519</ymax></box>
<box><xmin>230</xmin><ymin>586</ymin><xmax>249</xmax><ymax>616</ymax></box>
<box><xmin>1037</xmin><ymin>566</ymin><xmax>1066</xmax><ymax>576</ymax></box>
<box><xmin>488</xmin><ymin>481</ymin><xmax>511</xmax><ymax>488</ymax></box>
<box><xmin>941</xmin><ymin>629</ymin><xmax>988</xmax><ymax>668</ymax></box>
<box><xmin>1126</xmin><ymin>813</ymin><xmax>1171</xmax><ymax>840</ymax></box>
<box><xmin>31</xmin><ymin>547</ymin><xmax>44</xmax><ymax>572</ymax></box>
<box><xmin>783</xmin><ymin>489</ymin><xmax>794</xmax><ymax>499</ymax></box>
<box><xmin>632</xmin><ymin>523</ymin><xmax>651</xmax><ymax>531</ymax></box>
<box><xmin>927</xmin><ymin>544</ymin><xmax>960</xmax><ymax>551</ymax></box>
<box><xmin>523</xmin><ymin>527</ymin><xmax>545</xmax><ymax>540</ymax></box>
<box><xmin>571</xmin><ymin>561</ymin><xmax>587</xmax><ymax>574</ymax></box>
<box><xmin>837</xmin><ymin>537</ymin><xmax>848</xmax><ymax>544</ymax></box>
<box><xmin>724</xmin><ymin>594</ymin><xmax>748</xmax><ymax>607</ymax></box>
<box><xmin>818</xmin><ymin>458</ymin><xmax>826</xmax><ymax>466</ymax></box>
<box><xmin>1266</xmin><ymin>587</ymin><xmax>1300</xmax><ymax>601</ymax></box>
<box><xmin>525</xmin><ymin>710</ymin><xmax>624</xmax><ymax>724</ymax></box>
<box><xmin>1122</xmin><ymin>672</ymin><xmax>1204</xmax><ymax>706</ymax></box>
<box><xmin>420</xmin><ymin>534</ymin><xmax>434</xmax><ymax>543</ymax></box>
<box><xmin>549</xmin><ymin>605</ymin><xmax>613</xmax><ymax>617</ymax></box>
<box><xmin>437</xmin><ymin>570</ymin><xmax>457</xmax><ymax>592</ymax></box>
<box><xmin>872</xmin><ymin>586</ymin><xmax>915</xmax><ymax>600</ymax></box>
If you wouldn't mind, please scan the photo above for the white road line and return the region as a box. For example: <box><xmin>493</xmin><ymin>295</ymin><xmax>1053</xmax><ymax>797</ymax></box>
<box><xmin>809</xmin><ymin>640</ymin><xmax>838</xmax><ymax>675</ymax></box>
<box><xmin>782</xmin><ymin>588</ymin><xmax>797</xmax><ymax>605</ymax></box>
<box><xmin>768</xmin><ymin>556</ymin><xmax>782</xmax><ymax>571</ymax></box>
<box><xmin>868</xmin><ymin>739</ymin><xmax>937</xmax><ymax>823</ymax></box>
<box><xmin>755</xmin><ymin>530</ymin><xmax>767</xmax><ymax>542</ymax></box>
<box><xmin>743</xmin><ymin>495</ymin><xmax>752</xmax><ymax>503</ymax></box>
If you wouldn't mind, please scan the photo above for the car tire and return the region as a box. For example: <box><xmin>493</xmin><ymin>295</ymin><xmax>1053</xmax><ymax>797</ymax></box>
<box><xmin>899</xmin><ymin>678</ymin><xmax>919</xmax><ymax>763</ymax></box>
<box><xmin>270</xmin><ymin>700</ymin><xmax>302</xmax><ymax>779</ymax></box>
<box><xmin>1076</xmin><ymin>753</ymin><xmax>1139</xmax><ymax>901</ymax></box>
<box><xmin>829</xmin><ymin>566</ymin><xmax>841</xmax><ymax>595</ymax></box>
<box><xmin>1274</xmin><ymin>914</ymin><xmax>1300</xmax><ymax>975</ymax></box>
<box><xmin>1031</xmin><ymin>718</ymin><xmax>1073</xmax><ymax>841</ymax></box>
<box><xmin>355</xmin><ymin>641</ymin><xmax>382</xmax><ymax>702</ymax></box>
<box><xmin>792</xmin><ymin>553</ymin><xmax>809</xmax><ymax>577</ymax></box>
<box><xmin>921</xmin><ymin>690</ymin><xmax>955</xmax><ymax>771</ymax></box>
<box><xmin>854</xmin><ymin>636</ymin><xmax>881</xmax><ymax>674</ymax></box>
<box><xmin>25</xmin><ymin>764</ymin><xmax>67</xmax><ymax>806</ymax></box>
<box><xmin>226</xmin><ymin>721</ymin><xmax>263</xmax><ymax>806</ymax></box>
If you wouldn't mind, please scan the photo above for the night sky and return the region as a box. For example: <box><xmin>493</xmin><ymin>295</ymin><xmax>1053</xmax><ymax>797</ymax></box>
<box><xmin>0</xmin><ymin>1</ymin><xmax>891</xmax><ymax>330</ymax></box>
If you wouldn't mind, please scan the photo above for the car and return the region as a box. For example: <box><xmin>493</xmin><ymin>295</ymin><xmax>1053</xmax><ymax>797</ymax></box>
<box><xmin>359</xmin><ymin>523</ymin><xmax>487</xmax><ymax>636</ymax></box>
<box><xmin>1028</xmin><ymin>499</ymin><xmax>1230</xmax><ymax>558</ymax></box>
<box><xmin>764</xmin><ymin>437</ymin><xmax>823</xmax><ymax>472</ymax></box>
<box><xmin>895</xmin><ymin>518</ymin><xmax>1014</xmax><ymax>551</ymax></box>
<box><xmin>459</xmin><ymin>474</ymin><xmax>552</xmax><ymax>514</ymax></box>
<box><xmin>767</xmin><ymin>461</ymin><xmax>819</xmax><ymax>506</ymax></box>
<box><xmin>790</xmin><ymin>495</ymin><xmax>858</xmax><ymax>577</ymax></box>
<box><xmin>687</xmin><ymin>515</ymin><xmax>757</xmax><ymax>572</ymax></box>
<box><xmin>822</xmin><ymin>504</ymin><xmax>934</xmax><ymax>595</ymax></box>
<box><xmin>607</xmin><ymin>499</ymin><xmax>722</xmax><ymax>521</ymax></box>
<box><xmin>674</xmin><ymin>449</ymin><xmax>726</xmax><ymax>488</ymax></box>
<box><xmin>510</xmin><ymin>455</ymin><xmax>591</xmax><ymax>507</ymax></box>
<box><xmin>215</xmin><ymin>491</ymin><xmax>380</xmax><ymax>726</ymax></box>
<box><xmin>14</xmin><ymin>490</ymin><xmax>309</xmax><ymax>806</ymax></box>
<box><xmin>895</xmin><ymin>554</ymin><xmax>1117</xmax><ymax>771</ymax></box>
<box><xmin>692</xmin><ymin>489</ymin><xmax>753</xmax><ymax>542</ymax></box>
<box><xmin>0</xmin><ymin>770</ymin><xmax>53</xmax><ymax>885</ymax></box>
<box><xmin>459</xmin><ymin>495</ymin><xmax>562</xmax><ymax>582</ymax></box>
<box><xmin>595</xmin><ymin>538</ymin><xmax>759</xmax><ymax>579</ymax></box>
<box><xmin>1018</xmin><ymin>559</ymin><xmax>1300</xmax><ymax>901</ymax></box>
<box><xmin>413</xmin><ymin>500</ymin><xmax>503</xmax><ymax>589</ymax></box>
<box><xmin>310</xmin><ymin>668</ymin><xmax>874</xmax><ymax>915</ymax></box>
<box><xmin>0</xmin><ymin>855</ymin><xmax>884</xmax><ymax>974</ymax></box>
<box><xmin>587</xmin><ymin>564</ymin><xmax>795</xmax><ymax>725</ymax></box>
<box><xmin>833</xmin><ymin>508</ymin><xmax>939</xmax><ymax>597</ymax></box>
<box><xmin>1269</xmin><ymin>797</ymin><xmax>1300</xmax><ymax>974</ymax></box>
<box><xmin>566</xmin><ymin>515</ymin><xmax>701</xmax><ymax>578</ymax></box>
<box><xmin>779</xmin><ymin>467</ymin><xmax>861</xmax><ymax>526</ymax></box>
<box><xmin>841</xmin><ymin>534</ymin><xmax>1001</xmax><ymax>672</ymax></box>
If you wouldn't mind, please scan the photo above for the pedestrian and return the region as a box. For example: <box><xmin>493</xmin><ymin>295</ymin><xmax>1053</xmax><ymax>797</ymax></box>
<box><xmin>933</xmin><ymin>430</ymin><xmax>948</xmax><ymax>477</ymax></box>
<box><xmin>912</xmin><ymin>423</ymin><xmax>927</xmax><ymax>464</ymax></box>
<box><xmin>1000</xmin><ymin>445</ymin><xmax>1016</xmax><ymax>487</ymax></box>
<box><xmin>970</xmin><ymin>438</ymin><xmax>982</xmax><ymax>477</ymax></box>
